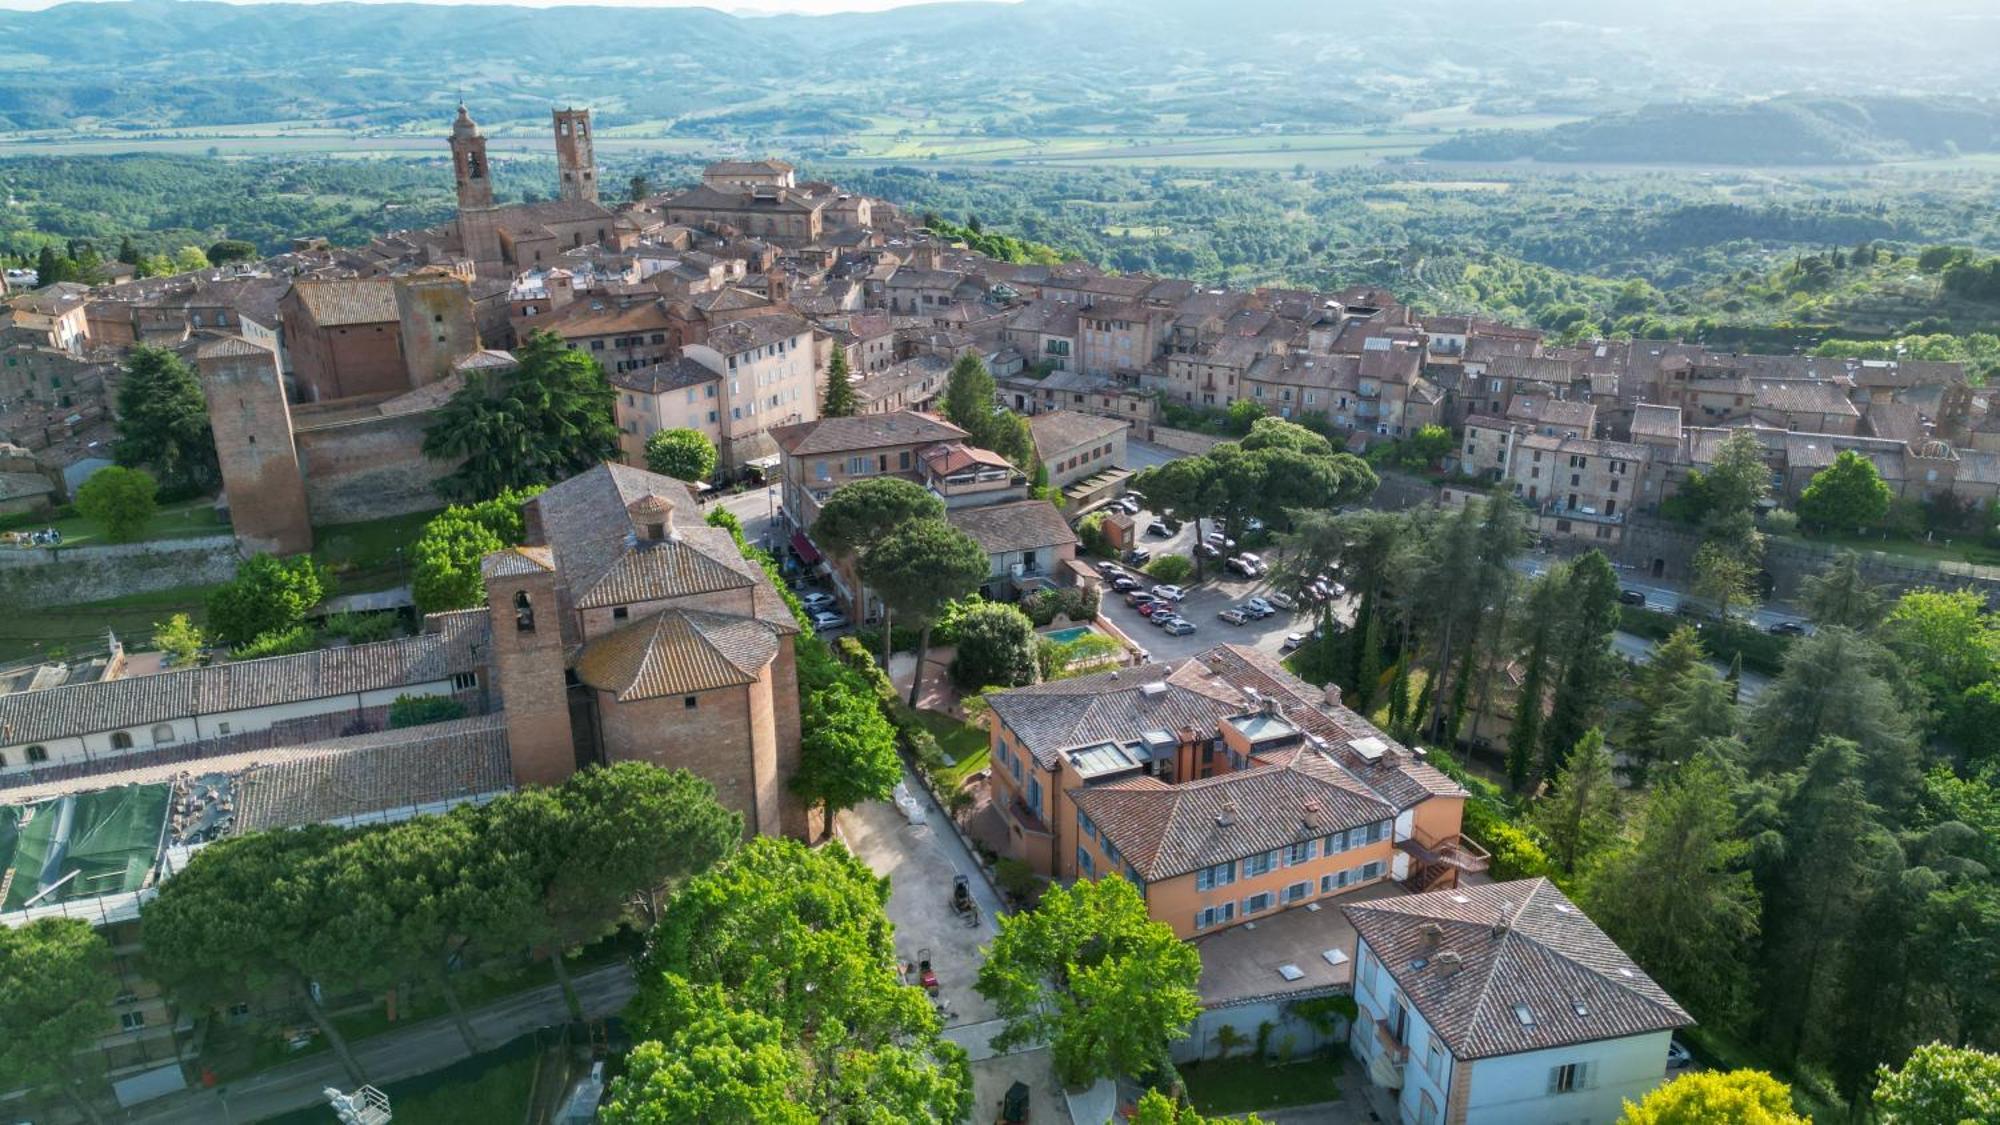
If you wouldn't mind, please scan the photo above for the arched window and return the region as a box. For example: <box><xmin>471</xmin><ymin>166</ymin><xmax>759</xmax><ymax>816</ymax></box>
<box><xmin>514</xmin><ymin>591</ymin><xmax>536</xmax><ymax>633</ymax></box>
<box><xmin>26</xmin><ymin>745</ymin><xmax>47</xmax><ymax>763</ymax></box>
<box><xmin>151</xmin><ymin>724</ymin><xmax>176</xmax><ymax>745</ymax></box>
<box><xmin>111</xmin><ymin>731</ymin><xmax>134</xmax><ymax>750</ymax></box>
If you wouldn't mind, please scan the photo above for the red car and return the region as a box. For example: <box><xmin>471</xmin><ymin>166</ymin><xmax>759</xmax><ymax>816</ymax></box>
<box><xmin>1137</xmin><ymin>600</ymin><xmax>1165</xmax><ymax>617</ymax></box>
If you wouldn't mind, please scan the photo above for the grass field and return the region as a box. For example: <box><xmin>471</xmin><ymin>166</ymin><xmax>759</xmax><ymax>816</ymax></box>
<box><xmin>1179</xmin><ymin>1055</ymin><xmax>1343</xmax><ymax>1116</ymax></box>
<box><xmin>0</xmin><ymin>496</ymin><xmax>225</xmax><ymax>549</ymax></box>
<box><xmin>0</xmin><ymin>583</ymin><xmax>218</xmax><ymax>664</ymax></box>
<box><xmin>312</xmin><ymin>508</ymin><xmax>439</xmax><ymax>593</ymax></box>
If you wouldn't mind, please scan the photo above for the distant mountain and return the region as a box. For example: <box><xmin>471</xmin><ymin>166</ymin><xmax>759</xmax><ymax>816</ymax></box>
<box><xmin>1421</xmin><ymin>96</ymin><xmax>2000</xmax><ymax>166</ymax></box>
<box><xmin>0</xmin><ymin>0</ymin><xmax>1996</xmax><ymax>135</ymax></box>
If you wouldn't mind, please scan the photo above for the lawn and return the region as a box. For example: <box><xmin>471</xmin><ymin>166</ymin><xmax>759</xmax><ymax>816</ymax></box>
<box><xmin>0</xmin><ymin>495</ymin><xmax>225</xmax><ymax>548</ymax></box>
<box><xmin>0</xmin><ymin>583</ymin><xmax>218</xmax><ymax>664</ymax></box>
<box><xmin>1179</xmin><ymin>1055</ymin><xmax>1343</xmax><ymax>1116</ymax></box>
<box><xmin>312</xmin><ymin>508</ymin><xmax>440</xmax><ymax>593</ymax></box>
<box><xmin>909</xmin><ymin>707</ymin><xmax>991</xmax><ymax>790</ymax></box>
<box><xmin>388</xmin><ymin>1050</ymin><xmax>539</xmax><ymax>1125</ymax></box>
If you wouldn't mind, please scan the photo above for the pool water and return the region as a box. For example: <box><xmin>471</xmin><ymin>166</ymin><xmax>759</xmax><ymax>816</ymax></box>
<box><xmin>1042</xmin><ymin>626</ymin><xmax>1094</xmax><ymax>644</ymax></box>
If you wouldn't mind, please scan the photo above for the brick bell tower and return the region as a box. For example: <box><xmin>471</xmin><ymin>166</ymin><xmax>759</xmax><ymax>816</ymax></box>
<box><xmin>481</xmin><ymin>545</ymin><xmax>578</xmax><ymax>787</ymax></box>
<box><xmin>450</xmin><ymin>103</ymin><xmax>504</xmax><ymax>277</ymax></box>
<box><xmin>552</xmin><ymin>107</ymin><xmax>598</xmax><ymax>205</ymax></box>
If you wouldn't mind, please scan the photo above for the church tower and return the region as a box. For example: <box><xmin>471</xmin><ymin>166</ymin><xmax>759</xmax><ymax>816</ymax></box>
<box><xmin>552</xmin><ymin>107</ymin><xmax>598</xmax><ymax>205</ymax></box>
<box><xmin>450</xmin><ymin>104</ymin><xmax>503</xmax><ymax>276</ymax></box>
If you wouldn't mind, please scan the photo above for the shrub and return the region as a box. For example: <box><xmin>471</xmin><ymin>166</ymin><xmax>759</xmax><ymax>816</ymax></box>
<box><xmin>206</xmin><ymin>555</ymin><xmax>328</xmax><ymax>646</ymax></box>
<box><xmin>151</xmin><ymin>613</ymin><xmax>206</xmax><ymax>666</ymax></box>
<box><xmin>642</xmin><ymin>428</ymin><xmax>717</xmax><ymax>483</ymax></box>
<box><xmin>906</xmin><ymin>727</ymin><xmax>948</xmax><ymax>774</ymax></box>
<box><xmin>389</xmin><ymin>693</ymin><xmax>468</xmax><ymax>729</ymax></box>
<box><xmin>950</xmin><ymin>603</ymin><xmax>1040</xmax><ymax>690</ymax></box>
<box><xmin>1764</xmin><ymin>508</ymin><xmax>1800</xmax><ymax>536</ymax></box>
<box><xmin>322</xmin><ymin>611</ymin><xmax>401</xmax><ymax>644</ymax></box>
<box><xmin>231</xmin><ymin>625</ymin><xmax>319</xmax><ymax>660</ymax></box>
<box><xmin>993</xmin><ymin>857</ymin><xmax>1040</xmax><ymax>907</ymax></box>
<box><xmin>1144</xmin><ymin>554</ymin><xmax>1194</xmax><ymax>584</ymax></box>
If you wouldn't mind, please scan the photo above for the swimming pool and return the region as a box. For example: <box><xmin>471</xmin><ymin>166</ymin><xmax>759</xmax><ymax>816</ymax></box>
<box><xmin>1042</xmin><ymin>626</ymin><xmax>1095</xmax><ymax>644</ymax></box>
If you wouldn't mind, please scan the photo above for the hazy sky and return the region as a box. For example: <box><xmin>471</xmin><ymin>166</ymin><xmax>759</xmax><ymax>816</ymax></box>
<box><xmin>0</xmin><ymin>0</ymin><xmax>985</xmax><ymax>10</ymax></box>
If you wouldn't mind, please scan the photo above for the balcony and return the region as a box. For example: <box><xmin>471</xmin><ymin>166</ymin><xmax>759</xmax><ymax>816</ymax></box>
<box><xmin>1397</xmin><ymin>826</ymin><xmax>1491</xmax><ymax>874</ymax></box>
<box><xmin>1372</xmin><ymin>1016</ymin><xmax>1410</xmax><ymax>1065</ymax></box>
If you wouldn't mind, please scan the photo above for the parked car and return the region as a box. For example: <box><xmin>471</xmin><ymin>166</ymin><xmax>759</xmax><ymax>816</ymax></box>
<box><xmin>1237</xmin><ymin>552</ymin><xmax>1265</xmax><ymax>572</ymax></box>
<box><xmin>1267</xmin><ymin>591</ymin><xmax>1297</xmax><ymax>610</ymax></box>
<box><xmin>1280</xmin><ymin>632</ymin><xmax>1306</xmax><ymax>652</ymax></box>
<box><xmin>1117</xmin><ymin>497</ymin><xmax>1142</xmax><ymax>515</ymax></box>
<box><xmin>1244</xmin><ymin>597</ymin><xmax>1274</xmax><ymax>617</ymax></box>
<box><xmin>1666</xmin><ymin>1039</ymin><xmax>1694</xmax><ymax>1071</ymax></box>
<box><xmin>1124</xmin><ymin>547</ymin><xmax>1152</xmax><ymax>566</ymax></box>
<box><xmin>1218</xmin><ymin>608</ymin><xmax>1249</xmax><ymax>625</ymax></box>
<box><xmin>1111</xmin><ymin>575</ymin><xmax>1141</xmax><ymax>593</ymax></box>
<box><xmin>1618</xmin><ymin>588</ymin><xmax>1648</xmax><ymax>607</ymax></box>
<box><xmin>1225</xmin><ymin>555</ymin><xmax>1263</xmax><ymax>577</ymax></box>
<box><xmin>1152</xmin><ymin>613</ymin><xmax>1184</xmax><ymax>629</ymax></box>
<box><xmin>1326</xmin><ymin>580</ymin><xmax>1347</xmax><ymax>597</ymax></box>
<box><xmin>1146</xmin><ymin>521</ymin><xmax>1175</xmax><ymax>538</ymax></box>
<box><xmin>1206</xmin><ymin>531</ymin><xmax>1236</xmax><ymax>550</ymax></box>
<box><xmin>1197</xmin><ymin>542</ymin><xmax>1222</xmax><ymax>559</ymax></box>
<box><xmin>1151</xmin><ymin>584</ymin><xmax>1188</xmax><ymax>601</ymax></box>
<box><xmin>1096</xmin><ymin>560</ymin><xmax>1125</xmax><ymax>577</ymax></box>
<box><xmin>1137</xmin><ymin>601</ymin><xmax>1167</xmax><ymax>618</ymax></box>
<box><xmin>1164</xmin><ymin>619</ymin><xmax>1198</xmax><ymax>636</ymax></box>
<box><xmin>800</xmin><ymin>592</ymin><xmax>837</xmax><ymax>612</ymax></box>
<box><xmin>1123</xmin><ymin>490</ymin><xmax>1146</xmax><ymax>507</ymax></box>
<box><xmin>1767</xmin><ymin>620</ymin><xmax>1807</xmax><ymax>636</ymax></box>
<box><xmin>811</xmin><ymin>610</ymin><xmax>851</xmax><ymax>631</ymax></box>
<box><xmin>1126</xmin><ymin>590</ymin><xmax>1158</xmax><ymax>607</ymax></box>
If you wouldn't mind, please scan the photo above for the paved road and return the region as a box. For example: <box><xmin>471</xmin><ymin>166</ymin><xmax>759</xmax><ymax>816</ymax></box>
<box><xmin>133</xmin><ymin>964</ymin><xmax>635</xmax><ymax>1124</ymax></box>
<box><xmin>1511</xmin><ymin>554</ymin><xmax>1810</xmax><ymax>632</ymax></box>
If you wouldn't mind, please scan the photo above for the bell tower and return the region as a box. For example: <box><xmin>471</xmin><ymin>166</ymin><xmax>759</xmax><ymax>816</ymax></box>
<box><xmin>449</xmin><ymin>104</ymin><xmax>503</xmax><ymax>276</ymax></box>
<box><xmin>552</xmin><ymin>107</ymin><xmax>598</xmax><ymax>205</ymax></box>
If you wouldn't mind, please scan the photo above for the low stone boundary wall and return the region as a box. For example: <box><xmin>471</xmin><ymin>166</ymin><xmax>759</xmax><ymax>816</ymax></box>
<box><xmin>0</xmin><ymin>535</ymin><xmax>241</xmax><ymax>606</ymax></box>
<box><xmin>1150</xmin><ymin>426</ymin><xmax>1224</xmax><ymax>456</ymax></box>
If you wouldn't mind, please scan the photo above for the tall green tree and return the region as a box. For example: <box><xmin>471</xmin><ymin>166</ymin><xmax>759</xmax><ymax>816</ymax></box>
<box><xmin>793</xmin><ymin>680</ymin><xmax>902</xmax><ymax>840</ymax></box>
<box><xmin>1754</xmin><ymin>738</ymin><xmax>1901</xmax><ymax>1066</ymax></box>
<box><xmin>410</xmin><ymin>487</ymin><xmax>544</xmax><ymax>614</ymax></box>
<box><xmin>205</xmin><ymin>553</ymin><xmax>329</xmax><ymax>647</ymax></box>
<box><xmin>424</xmin><ymin>330</ymin><xmax>619</xmax><ymax>501</ymax></box>
<box><xmin>142</xmin><ymin>825</ymin><xmax>371</xmax><ymax>1083</ymax></box>
<box><xmin>1507</xmin><ymin>569</ymin><xmax>1566</xmax><ymax>789</ymax></box>
<box><xmin>949</xmin><ymin>601</ymin><xmax>1041</xmax><ymax>690</ymax></box>
<box><xmin>602</xmin><ymin>979</ymin><xmax>813</xmax><ymax>1125</ymax></box>
<box><xmin>643</xmin><ymin>428</ymin><xmax>717</xmax><ymax>484</ymax></box>
<box><xmin>1529</xmin><ymin>728</ymin><xmax>1620</xmax><ymax>875</ymax></box>
<box><xmin>1798</xmin><ymin>449</ymin><xmax>1894</xmax><ymax>530</ymax></box>
<box><xmin>1751</xmin><ymin>627</ymin><xmax>1923</xmax><ymax>810</ymax></box>
<box><xmin>0</xmin><ymin>918</ymin><xmax>117</xmax><ymax>1124</ymax></box>
<box><xmin>1586</xmin><ymin>754</ymin><xmax>1759</xmax><ymax>1025</ymax></box>
<box><xmin>863</xmin><ymin>518</ymin><xmax>989</xmax><ymax>705</ymax></box>
<box><xmin>74</xmin><ymin>465</ymin><xmax>157</xmax><ymax>542</ymax></box>
<box><xmin>976</xmin><ymin>876</ymin><xmax>1202</xmax><ymax>1088</ymax></box>
<box><xmin>1873</xmin><ymin>1043</ymin><xmax>2000</xmax><ymax>1125</ymax></box>
<box><xmin>821</xmin><ymin>345</ymin><xmax>858</xmax><ymax>418</ymax></box>
<box><xmin>114</xmin><ymin>345</ymin><xmax>219</xmax><ymax>495</ymax></box>
<box><xmin>1799</xmin><ymin>550</ymin><xmax>1886</xmax><ymax>630</ymax></box>
<box><xmin>1542</xmin><ymin>551</ymin><xmax>1621</xmax><ymax>774</ymax></box>
<box><xmin>810</xmin><ymin>476</ymin><xmax>943</xmax><ymax>561</ymax></box>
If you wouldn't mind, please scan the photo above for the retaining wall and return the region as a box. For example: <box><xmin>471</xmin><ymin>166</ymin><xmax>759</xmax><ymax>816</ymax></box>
<box><xmin>0</xmin><ymin>535</ymin><xmax>240</xmax><ymax>606</ymax></box>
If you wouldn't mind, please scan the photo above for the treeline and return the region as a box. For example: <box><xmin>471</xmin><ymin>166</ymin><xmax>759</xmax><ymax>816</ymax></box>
<box><xmin>1284</xmin><ymin>488</ymin><xmax>2000</xmax><ymax>1115</ymax></box>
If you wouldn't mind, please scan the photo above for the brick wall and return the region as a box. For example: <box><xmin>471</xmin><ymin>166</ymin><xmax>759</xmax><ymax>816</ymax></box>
<box><xmin>294</xmin><ymin>410</ymin><xmax>454</xmax><ymax>525</ymax></box>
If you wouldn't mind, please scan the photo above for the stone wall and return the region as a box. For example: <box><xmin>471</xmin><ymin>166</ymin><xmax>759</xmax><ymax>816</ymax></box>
<box><xmin>0</xmin><ymin>535</ymin><xmax>240</xmax><ymax>607</ymax></box>
<box><xmin>1614</xmin><ymin>517</ymin><xmax>2000</xmax><ymax>604</ymax></box>
<box><xmin>1149</xmin><ymin>426</ymin><xmax>1223</xmax><ymax>456</ymax></box>
<box><xmin>294</xmin><ymin>410</ymin><xmax>453</xmax><ymax>525</ymax></box>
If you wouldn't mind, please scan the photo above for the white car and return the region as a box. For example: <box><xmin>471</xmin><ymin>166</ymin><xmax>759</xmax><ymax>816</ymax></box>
<box><xmin>1150</xmin><ymin>584</ymin><xmax>1187</xmax><ymax>601</ymax></box>
<box><xmin>811</xmin><ymin>610</ymin><xmax>851</xmax><ymax>631</ymax></box>
<box><xmin>1267</xmin><ymin>591</ymin><xmax>1297</xmax><ymax>610</ymax></box>
<box><xmin>800</xmin><ymin>592</ymin><xmax>837</xmax><ymax>612</ymax></box>
<box><xmin>1280</xmin><ymin>632</ymin><xmax>1306</xmax><ymax>652</ymax></box>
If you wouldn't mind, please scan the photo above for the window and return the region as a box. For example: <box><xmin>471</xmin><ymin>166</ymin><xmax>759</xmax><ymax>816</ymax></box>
<box><xmin>1282</xmin><ymin>880</ymin><xmax>1312</xmax><ymax>905</ymax></box>
<box><xmin>1241</xmin><ymin>850</ymin><xmax>1277</xmax><ymax>878</ymax></box>
<box><xmin>1285</xmin><ymin>839</ymin><xmax>1316</xmax><ymax>866</ymax></box>
<box><xmin>120</xmin><ymin>1011</ymin><xmax>147</xmax><ymax>1031</ymax></box>
<box><xmin>1027</xmin><ymin>776</ymin><xmax>1041</xmax><ymax>813</ymax></box>
<box><xmin>684</xmin><ymin>696</ymin><xmax>698</xmax><ymax>709</ymax></box>
<box><xmin>514</xmin><ymin>590</ymin><xmax>536</xmax><ymax>632</ymax></box>
<box><xmin>1244</xmin><ymin>891</ymin><xmax>1274</xmax><ymax>915</ymax></box>
<box><xmin>1079</xmin><ymin>812</ymin><xmax>1097</xmax><ymax>841</ymax></box>
<box><xmin>452</xmin><ymin>672</ymin><xmax>477</xmax><ymax>691</ymax></box>
<box><xmin>111</xmin><ymin>731</ymin><xmax>134</xmax><ymax>750</ymax></box>
<box><xmin>1194</xmin><ymin>902</ymin><xmax>1235</xmax><ymax>931</ymax></box>
<box><xmin>150</xmin><ymin>723</ymin><xmax>175</xmax><ymax>744</ymax></box>
<box><xmin>1195</xmin><ymin>861</ymin><xmax>1237</xmax><ymax>891</ymax></box>
<box><xmin>1076</xmin><ymin>846</ymin><xmax>1095</xmax><ymax>875</ymax></box>
<box><xmin>1548</xmin><ymin>1062</ymin><xmax>1590</xmax><ymax>1094</ymax></box>
<box><xmin>612</xmin><ymin>606</ymin><xmax>629</xmax><ymax>621</ymax></box>
<box><xmin>1427</xmin><ymin>1038</ymin><xmax>1447</xmax><ymax>1085</ymax></box>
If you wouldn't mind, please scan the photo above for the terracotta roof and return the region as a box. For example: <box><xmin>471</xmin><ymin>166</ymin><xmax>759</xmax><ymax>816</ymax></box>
<box><xmin>770</xmin><ymin>410</ymin><xmax>966</xmax><ymax>456</ymax></box>
<box><xmin>1029</xmin><ymin>410</ymin><xmax>1126</xmax><ymax>455</ymax></box>
<box><xmin>1070</xmin><ymin>749</ymin><xmax>1394</xmax><ymax>882</ymax></box>
<box><xmin>1343</xmin><ymin>878</ymin><xmax>1692</xmax><ymax>1060</ymax></box>
<box><xmin>574</xmin><ymin>609</ymin><xmax>782</xmax><ymax>700</ymax></box>
<box><xmin>232</xmin><ymin>715</ymin><xmax>514</xmax><ymax>832</ymax></box>
<box><xmin>702</xmin><ymin>312</ymin><xmax>811</xmax><ymax>356</ymax></box>
<box><xmin>986</xmin><ymin>662</ymin><xmax>1245</xmax><ymax>771</ymax></box>
<box><xmin>921</xmin><ymin>441</ymin><xmax>1015</xmax><ymax>475</ymax></box>
<box><xmin>290</xmin><ymin>279</ymin><xmax>398</xmax><ymax>327</ymax></box>
<box><xmin>608</xmin><ymin>356</ymin><xmax>720</xmax><ymax>395</ymax></box>
<box><xmin>481</xmin><ymin>546</ymin><xmax>555</xmax><ymax>579</ymax></box>
<box><xmin>0</xmin><ymin>618</ymin><xmax>490</xmax><ymax>748</ymax></box>
<box><xmin>1628</xmin><ymin>404</ymin><xmax>1683</xmax><ymax>440</ymax></box>
<box><xmin>948</xmin><ymin>499</ymin><xmax>1078</xmax><ymax>555</ymax></box>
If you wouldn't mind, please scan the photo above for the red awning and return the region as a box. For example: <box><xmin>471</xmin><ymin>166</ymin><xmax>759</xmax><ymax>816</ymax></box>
<box><xmin>790</xmin><ymin>531</ymin><xmax>823</xmax><ymax>566</ymax></box>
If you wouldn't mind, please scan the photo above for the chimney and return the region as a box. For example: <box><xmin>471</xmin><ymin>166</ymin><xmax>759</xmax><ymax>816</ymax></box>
<box><xmin>1419</xmin><ymin>921</ymin><xmax>1444</xmax><ymax>949</ymax></box>
<box><xmin>768</xmin><ymin>268</ymin><xmax>790</xmax><ymax>305</ymax></box>
<box><xmin>546</xmin><ymin>270</ymin><xmax>575</xmax><ymax>309</ymax></box>
<box><xmin>1437</xmin><ymin>950</ymin><xmax>1464</xmax><ymax>977</ymax></box>
<box><xmin>1322</xmin><ymin>682</ymin><xmax>1343</xmax><ymax>708</ymax></box>
<box><xmin>627</xmin><ymin>493</ymin><xmax>679</xmax><ymax>543</ymax></box>
<box><xmin>1216</xmin><ymin>800</ymin><xmax>1238</xmax><ymax>828</ymax></box>
<box><xmin>1492</xmin><ymin>901</ymin><xmax>1515</xmax><ymax>937</ymax></box>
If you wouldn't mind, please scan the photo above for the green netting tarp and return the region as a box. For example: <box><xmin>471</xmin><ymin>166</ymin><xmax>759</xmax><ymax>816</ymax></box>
<box><xmin>1</xmin><ymin>785</ymin><xmax>169</xmax><ymax>910</ymax></box>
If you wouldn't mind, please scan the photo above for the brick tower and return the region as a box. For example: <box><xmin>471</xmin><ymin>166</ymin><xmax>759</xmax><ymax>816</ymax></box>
<box><xmin>450</xmin><ymin>104</ymin><xmax>504</xmax><ymax>277</ymax></box>
<box><xmin>194</xmin><ymin>333</ymin><xmax>312</xmax><ymax>556</ymax></box>
<box><xmin>393</xmin><ymin>269</ymin><xmax>480</xmax><ymax>386</ymax></box>
<box><xmin>480</xmin><ymin>545</ymin><xmax>577</xmax><ymax>787</ymax></box>
<box><xmin>552</xmin><ymin>107</ymin><xmax>598</xmax><ymax>205</ymax></box>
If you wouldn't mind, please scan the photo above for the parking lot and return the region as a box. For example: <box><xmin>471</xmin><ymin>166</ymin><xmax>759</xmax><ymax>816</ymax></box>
<box><xmin>1100</xmin><ymin>503</ymin><xmax>1347</xmax><ymax>663</ymax></box>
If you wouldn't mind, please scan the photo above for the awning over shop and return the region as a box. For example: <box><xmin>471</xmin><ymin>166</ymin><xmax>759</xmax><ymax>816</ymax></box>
<box><xmin>790</xmin><ymin>531</ymin><xmax>823</xmax><ymax>565</ymax></box>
